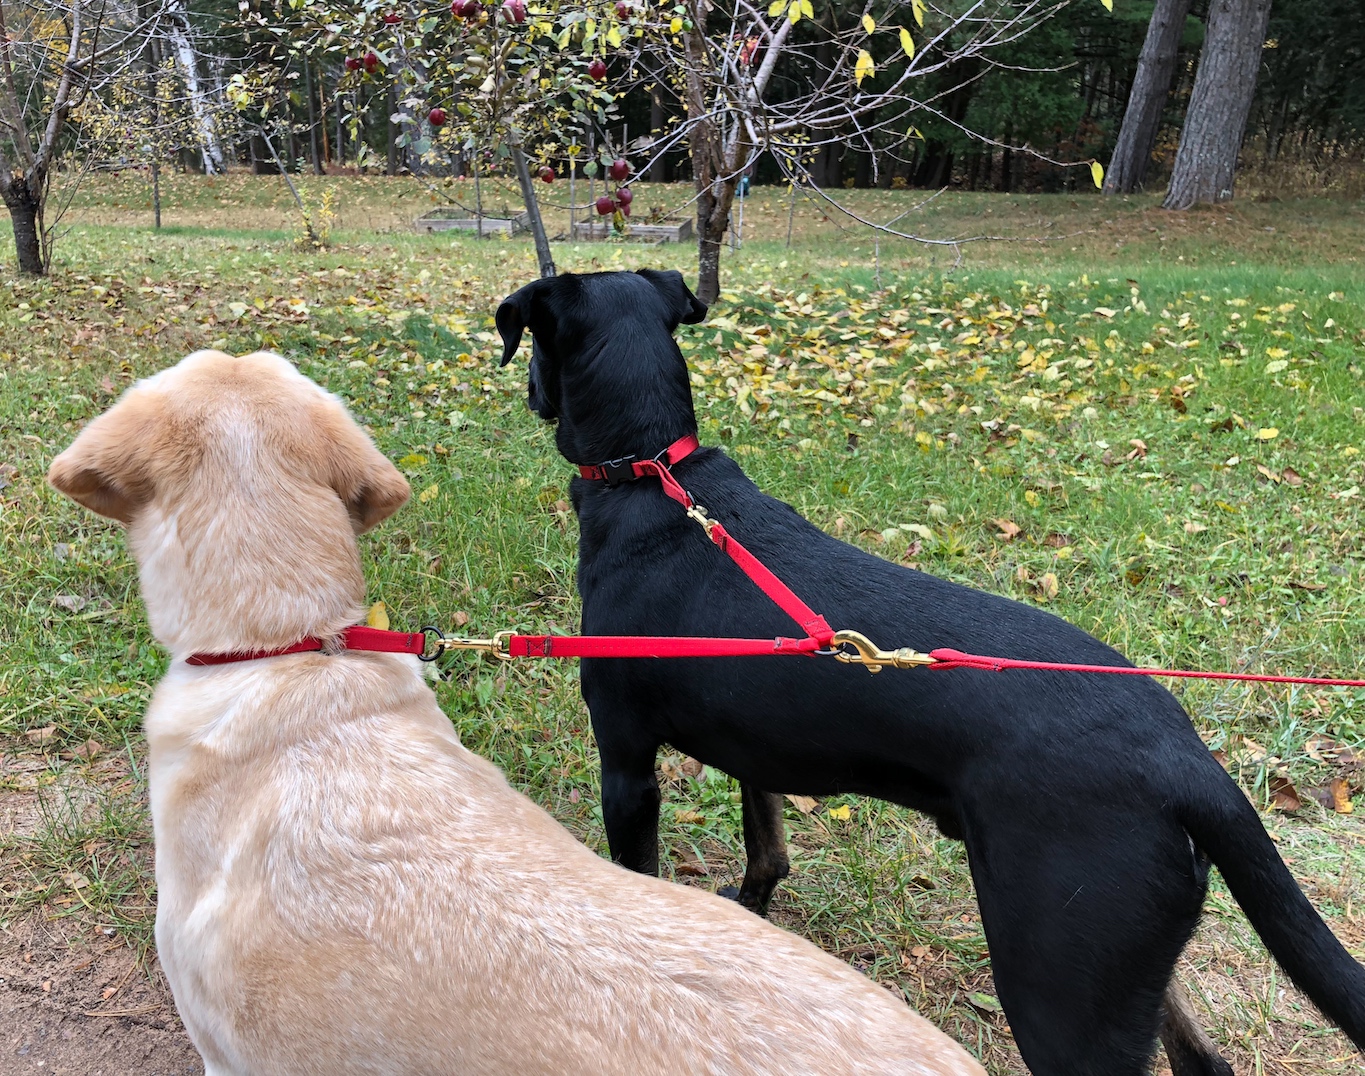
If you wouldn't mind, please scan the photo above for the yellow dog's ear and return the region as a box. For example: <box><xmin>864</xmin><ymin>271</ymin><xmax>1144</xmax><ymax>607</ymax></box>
<box><xmin>48</xmin><ymin>389</ymin><xmax>159</xmax><ymax>523</ymax></box>
<box><xmin>312</xmin><ymin>397</ymin><xmax>410</xmax><ymax>533</ymax></box>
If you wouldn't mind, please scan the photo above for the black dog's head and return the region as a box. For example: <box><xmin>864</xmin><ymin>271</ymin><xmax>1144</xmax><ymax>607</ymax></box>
<box><xmin>496</xmin><ymin>270</ymin><xmax>707</xmax><ymax>464</ymax></box>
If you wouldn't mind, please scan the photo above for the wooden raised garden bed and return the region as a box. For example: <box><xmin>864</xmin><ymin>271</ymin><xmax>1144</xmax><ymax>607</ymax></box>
<box><xmin>413</xmin><ymin>208</ymin><xmax>530</xmax><ymax>236</ymax></box>
<box><xmin>570</xmin><ymin>217</ymin><xmax>693</xmax><ymax>243</ymax></box>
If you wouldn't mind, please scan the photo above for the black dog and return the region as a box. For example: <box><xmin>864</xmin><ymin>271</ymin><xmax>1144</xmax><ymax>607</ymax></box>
<box><xmin>497</xmin><ymin>269</ymin><xmax>1365</xmax><ymax>1076</ymax></box>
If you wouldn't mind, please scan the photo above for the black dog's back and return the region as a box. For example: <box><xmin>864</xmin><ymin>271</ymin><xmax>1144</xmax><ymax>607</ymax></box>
<box><xmin>502</xmin><ymin>270</ymin><xmax>1365</xmax><ymax>1076</ymax></box>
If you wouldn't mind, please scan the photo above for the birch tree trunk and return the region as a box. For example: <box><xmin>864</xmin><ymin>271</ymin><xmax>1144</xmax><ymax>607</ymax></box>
<box><xmin>1104</xmin><ymin>0</ymin><xmax>1193</xmax><ymax>194</ymax></box>
<box><xmin>165</xmin><ymin>0</ymin><xmax>225</xmax><ymax>174</ymax></box>
<box><xmin>1162</xmin><ymin>0</ymin><xmax>1273</xmax><ymax>210</ymax></box>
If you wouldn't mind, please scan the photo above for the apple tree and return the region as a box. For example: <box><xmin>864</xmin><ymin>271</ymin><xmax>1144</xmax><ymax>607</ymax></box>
<box><xmin>640</xmin><ymin>0</ymin><xmax>1100</xmax><ymax>303</ymax></box>
<box><xmin>258</xmin><ymin>0</ymin><xmax>642</xmax><ymax>278</ymax></box>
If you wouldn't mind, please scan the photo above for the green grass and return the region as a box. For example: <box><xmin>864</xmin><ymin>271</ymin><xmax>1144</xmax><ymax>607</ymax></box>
<box><xmin>3</xmin><ymin>174</ymin><xmax>1365</xmax><ymax>1072</ymax></box>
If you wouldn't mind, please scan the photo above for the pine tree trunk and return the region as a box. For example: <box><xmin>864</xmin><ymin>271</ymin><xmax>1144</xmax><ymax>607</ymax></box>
<box><xmin>3</xmin><ymin>184</ymin><xmax>45</xmax><ymax>275</ymax></box>
<box><xmin>1162</xmin><ymin>0</ymin><xmax>1273</xmax><ymax>210</ymax></box>
<box><xmin>1105</xmin><ymin>0</ymin><xmax>1193</xmax><ymax>194</ymax></box>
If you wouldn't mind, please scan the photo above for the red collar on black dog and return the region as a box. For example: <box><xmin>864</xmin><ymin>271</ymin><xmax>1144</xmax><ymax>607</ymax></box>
<box><xmin>578</xmin><ymin>434</ymin><xmax>700</xmax><ymax>486</ymax></box>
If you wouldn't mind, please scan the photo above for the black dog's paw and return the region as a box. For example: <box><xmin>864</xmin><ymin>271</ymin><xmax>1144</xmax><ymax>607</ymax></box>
<box><xmin>717</xmin><ymin>885</ymin><xmax>741</xmax><ymax>901</ymax></box>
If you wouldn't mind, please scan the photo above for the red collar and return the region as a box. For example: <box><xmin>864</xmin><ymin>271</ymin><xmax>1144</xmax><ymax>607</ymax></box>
<box><xmin>185</xmin><ymin>625</ymin><xmax>429</xmax><ymax>666</ymax></box>
<box><xmin>578</xmin><ymin>434</ymin><xmax>700</xmax><ymax>486</ymax></box>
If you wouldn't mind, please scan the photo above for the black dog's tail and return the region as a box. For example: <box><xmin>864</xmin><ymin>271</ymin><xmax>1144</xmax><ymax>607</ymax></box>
<box><xmin>1180</xmin><ymin>764</ymin><xmax>1365</xmax><ymax>1046</ymax></box>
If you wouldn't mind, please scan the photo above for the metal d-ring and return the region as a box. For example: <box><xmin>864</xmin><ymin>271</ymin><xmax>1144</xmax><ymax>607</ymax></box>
<box><xmin>419</xmin><ymin>625</ymin><xmax>446</xmax><ymax>662</ymax></box>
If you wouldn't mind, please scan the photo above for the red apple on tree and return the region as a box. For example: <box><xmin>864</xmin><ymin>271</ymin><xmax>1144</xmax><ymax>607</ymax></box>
<box><xmin>618</xmin><ymin>201</ymin><xmax>631</xmax><ymax>217</ymax></box>
<box><xmin>615</xmin><ymin>0</ymin><xmax>632</xmax><ymax>17</ymax></box>
<box><xmin>383</xmin><ymin>12</ymin><xmax>402</xmax><ymax>24</ymax></box>
<box><xmin>501</xmin><ymin>0</ymin><xmax>526</xmax><ymax>22</ymax></box>
<box><xmin>538</xmin><ymin>166</ymin><xmax>555</xmax><ymax>183</ymax></box>
<box><xmin>608</xmin><ymin>157</ymin><xmax>631</xmax><ymax>181</ymax></box>
<box><xmin>428</xmin><ymin>107</ymin><xmax>447</xmax><ymax>127</ymax></box>
<box><xmin>615</xmin><ymin>186</ymin><xmax>633</xmax><ymax>206</ymax></box>
<box><xmin>595</xmin><ymin>195</ymin><xmax>615</xmax><ymax>216</ymax></box>
<box><xmin>588</xmin><ymin>59</ymin><xmax>607</xmax><ymax>81</ymax></box>
<box><xmin>344</xmin><ymin>56</ymin><xmax>362</xmax><ymax>71</ymax></box>
<box><xmin>363</xmin><ymin>51</ymin><xmax>380</xmax><ymax>73</ymax></box>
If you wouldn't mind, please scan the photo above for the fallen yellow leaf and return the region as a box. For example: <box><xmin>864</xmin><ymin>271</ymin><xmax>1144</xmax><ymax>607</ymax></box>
<box><xmin>828</xmin><ymin>803</ymin><xmax>852</xmax><ymax>821</ymax></box>
<box><xmin>366</xmin><ymin>601</ymin><xmax>390</xmax><ymax>630</ymax></box>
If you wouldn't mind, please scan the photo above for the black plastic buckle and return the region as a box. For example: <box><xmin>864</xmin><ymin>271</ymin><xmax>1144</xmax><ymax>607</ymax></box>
<box><xmin>597</xmin><ymin>455</ymin><xmax>639</xmax><ymax>486</ymax></box>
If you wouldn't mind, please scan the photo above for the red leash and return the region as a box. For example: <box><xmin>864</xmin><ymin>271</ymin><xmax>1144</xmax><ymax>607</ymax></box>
<box><xmin>927</xmin><ymin>648</ymin><xmax>1365</xmax><ymax>687</ymax></box>
<box><xmin>186</xmin><ymin>436</ymin><xmax>1365</xmax><ymax>688</ymax></box>
<box><xmin>578</xmin><ymin>434</ymin><xmax>835</xmax><ymax>647</ymax></box>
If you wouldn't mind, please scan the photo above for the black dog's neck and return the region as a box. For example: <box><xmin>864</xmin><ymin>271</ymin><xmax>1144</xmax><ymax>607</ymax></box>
<box><xmin>556</xmin><ymin>341</ymin><xmax>698</xmax><ymax>467</ymax></box>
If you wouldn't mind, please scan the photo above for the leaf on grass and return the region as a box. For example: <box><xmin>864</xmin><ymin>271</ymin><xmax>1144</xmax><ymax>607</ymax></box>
<box><xmin>24</xmin><ymin>725</ymin><xmax>56</xmax><ymax>746</ymax></box>
<box><xmin>1093</xmin><ymin>305</ymin><xmax>1117</xmax><ymax>318</ymax></box>
<box><xmin>1255</xmin><ymin>427</ymin><xmax>1278</xmax><ymax>440</ymax></box>
<box><xmin>1035</xmin><ymin>572</ymin><xmax>1059</xmax><ymax>601</ymax></box>
<box><xmin>1183</xmin><ymin>521</ymin><xmax>1207</xmax><ymax>534</ymax></box>
<box><xmin>828</xmin><ymin>803</ymin><xmax>852</xmax><ymax>821</ymax></box>
<box><xmin>674</xmin><ymin>847</ymin><xmax>709</xmax><ymax>877</ymax></box>
<box><xmin>366</xmin><ymin>601</ymin><xmax>390</xmax><ymax>630</ymax></box>
<box><xmin>674</xmin><ymin>809</ymin><xmax>705</xmax><ymax>825</ymax></box>
<box><xmin>1265</xmin><ymin>359</ymin><xmax>1289</xmax><ymax>374</ymax></box>
<box><xmin>419</xmin><ymin>483</ymin><xmax>439</xmax><ymax>502</ymax></box>
<box><xmin>1331</xmin><ymin>778</ymin><xmax>1354</xmax><ymax>814</ymax></box>
<box><xmin>785</xmin><ymin>794</ymin><xmax>818</xmax><ymax>814</ymax></box>
<box><xmin>53</xmin><ymin>594</ymin><xmax>87</xmax><ymax>613</ymax></box>
<box><xmin>1269</xmin><ymin>775</ymin><xmax>1302</xmax><ymax>812</ymax></box>
<box><xmin>993</xmin><ymin>518</ymin><xmax>1021</xmax><ymax>541</ymax></box>
<box><xmin>1256</xmin><ymin>464</ymin><xmax>1281</xmax><ymax>483</ymax></box>
<box><xmin>1282</xmin><ymin>467</ymin><xmax>1303</xmax><ymax>487</ymax></box>
<box><xmin>968</xmin><ymin>991</ymin><xmax>1003</xmax><ymax>1013</ymax></box>
<box><xmin>68</xmin><ymin>738</ymin><xmax>102</xmax><ymax>762</ymax></box>
<box><xmin>1305</xmin><ymin>736</ymin><xmax>1356</xmax><ymax>766</ymax></box>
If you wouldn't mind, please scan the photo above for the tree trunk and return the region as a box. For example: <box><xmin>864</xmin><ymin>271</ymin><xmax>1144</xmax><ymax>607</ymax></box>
<box><xmin>1104</xmin><ymin>0</ymin><xmax>1193</xmax><ymax>194</ymax></box>
<box><xmin>165</xmin><ymin>0</ymin><xmax>226</xmax><ymax>174</ymax></box>
<box><xmin>1162</xmin><ymin>0</ymin><xmax>1273</xmax><ymax>210</ymax></box>
<box><xmin>3</xmin><ymin>184</ymin><xmax>45</xmax><ymax>275</ymax></box>
<box><xmin>696</xmin><ymin>180</ymin><xmax>731</xmax><ymax>305</ymax></box>
<box><xmin>386</xmin><ymin>83</ymin><xmax>398</xmax><ymax>175</ymax></box>
<box><xmin>305</xmin><ymin>58</ymin><xmax>323</xmax><ymax>174</ymax></box>
<box><xmin>648</xmin><ymin>80</ymin><xmax>667</xmax><ymax>183</ymax></box>
<box><xmin>511</xmin><ymin>143</ymin><xmax>555</xmax><ymax>278</ymax></box>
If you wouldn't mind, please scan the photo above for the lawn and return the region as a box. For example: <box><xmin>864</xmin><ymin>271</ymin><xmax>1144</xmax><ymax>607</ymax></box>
<box><xmin>3</xmin><ymin>172</ymin><xmax>1365</xmax><ymax>1074</ymax></box>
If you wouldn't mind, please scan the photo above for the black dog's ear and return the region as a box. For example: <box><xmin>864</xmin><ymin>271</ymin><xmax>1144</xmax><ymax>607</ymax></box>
<box><xmin>636</xmin><ymin>269</ymin><xmax>708</xmax><ymax>327</ymax></box>
<box><xmin>496</xmin><ymin>278</ymin><xmax>554</xmax><ymax>366</ymax></box>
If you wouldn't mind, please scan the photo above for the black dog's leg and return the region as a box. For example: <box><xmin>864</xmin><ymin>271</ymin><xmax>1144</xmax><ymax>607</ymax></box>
<box><xmin>1160</xmin><ymin>980</ymin><xmax>1233</xmax><ymax>1076</ymax></box>
<box><xmin>717</xmin><ymin>786</ymin><xmax>791</xmax><ymax>915</ymax></box>
<box><xmin>963</xmin><ymin>807</ymin><xmax>1206</xmax><ymax>1076</ymax></box>
<box><xmin>598</xmin><ymin>733</ymin><xmax>662</xmax><ymax>876</ymax></box>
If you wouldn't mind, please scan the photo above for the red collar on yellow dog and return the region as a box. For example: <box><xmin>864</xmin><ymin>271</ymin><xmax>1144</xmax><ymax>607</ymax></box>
<box><xmin>185</xmin><ymin>625</ymin><xmax>428</xmax><ymax>666</ymax></box>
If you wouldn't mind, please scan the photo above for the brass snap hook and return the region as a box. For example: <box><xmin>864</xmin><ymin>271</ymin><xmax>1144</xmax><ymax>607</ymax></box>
<box><xmin>829</xmin><ymin>629</ymin><xmax>936</xmax><ymax>674</ymax></box>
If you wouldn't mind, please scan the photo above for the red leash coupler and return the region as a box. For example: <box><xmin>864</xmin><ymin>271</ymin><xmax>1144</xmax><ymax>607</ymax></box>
<box><xmin>188</xmin><ymin>435</ymin><xmax>1365</xmax><ymax>687</ymax></box>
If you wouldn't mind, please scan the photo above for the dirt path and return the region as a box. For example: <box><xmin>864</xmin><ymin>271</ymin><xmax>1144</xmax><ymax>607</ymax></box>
<box><xmin>2</xmin><ymin>914</ymin><xmax>201</xmax><ymax>1075</ymax></box>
